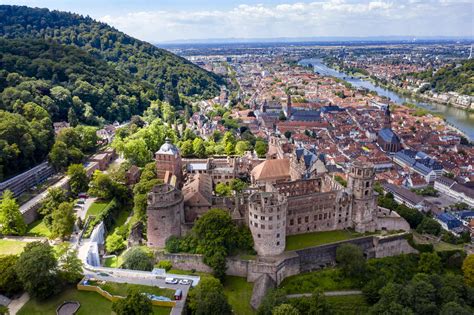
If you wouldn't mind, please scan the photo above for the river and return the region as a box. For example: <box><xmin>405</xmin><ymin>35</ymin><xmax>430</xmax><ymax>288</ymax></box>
<box><xmin>299</xmin><ymin>58</ymin><xmax>474</xmax><ymax>140</ymax></box>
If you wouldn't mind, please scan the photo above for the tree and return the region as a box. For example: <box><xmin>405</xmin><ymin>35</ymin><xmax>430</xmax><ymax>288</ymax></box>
<box><xmin>122</xmin><ymin>247</ymin><xmax>154</xmax><ymax>271</ymax></box>
<box><xmin>284</xmin><ymin>131</ymin><xmax>292</xmax><ymax>139</ymax></box>
<box><xmin>188</xmin><ymin>277</ymin><xmax>232</xmax><ymax>315</ymax></box>
<box><xmin>418</xmin><ymin>252</ymin><xmax>442</xmax><ymax>274</ymax></box>
<box><xmin>440</xmin><ymin>302</ymin><xmax>472</xmax><ymax>315</ymax></box>
<box><xmin>123</xmin><ymin>138</ymin><xmax>151</xmax><ymax>167</ymax></box>
<box><xmin>235</xmin><ymin>140</ymin><xmax>250</xmax><ymax>156</ymax></box>
<box><xmin>192</xmin><ymin>138</ymin><xmax>206</xmax><ymax>158</ymax></box>
<box><xmin>257</xmin><ymin>289</ymin><xmax>288</xmax><ymax>315</ymax></box>
<box><xmin>50</xmin><ymin>202</ymin><xmax>75</xmax><ymax>239</ymax></box>
<box><xmin>58</xmin><ymin>248</ymin><xmax>83</xmax><ymax>284</ymax></box>
<box><xmin>0</xmin><ymin>190</ymin><xmax>26</xmax><ymax>236</ymax></box>
<box><xmin>67</xmin><ymin>164</ymin><xmax>89</xmax><ymax>196</ymax></box>
<box><xmin>112</xmin><ymin>290</ymin><xmax>152</xmax><ymax>315</ymax></box>
<box><xmin>255</xmin><ymin>140</ymin><xmax>268</xmax><ymax>157</ymax></box>
<box><xmin>336</xmin><ymin>244</ymin><xmax>366</xmax><ymax>278</ymax></box>
<box><xmin>272</xmin><ymin>304</ymin><xmax>299</xmax><ymax>315</ymax></box>
<box><xmin>157</xmin><ymin>260</ymin><xmax>172</xmax><ymax>272</ymax></box>
<box><xmin>230</xmin><ymin>178</ymin><xmax>248</xmax><ymax>193</ymax></box>
<box><xmin>48</xmin><ymin>141</ymin><xmax>70</xmax><ymax>170</ymax></box>
<box><xmin>88</xmin><ymin>170</ymin><xmax>115</xmax><ymax>199</ymax></box>
<box><xmin>106</xmin><ymin>233</ymin><xmax>126</xmax><ymax>254</ymax></box>
<box><xmin>15</xmin><ymin>242</ymin><xmax>59</xmax><ymax>299</ymax></box>
<box><xmin>39</xmin><ymin>187</ymin><xmax>67</xmax><ymax>216</ymax></box>
<box><xmin>215</xmin><ymin>183</ymin><xmax>232</xmax><ymax>197</ymax></box>
<box><xmin>180</xmin><ymin>140</ymin><xmax>194</xmax><ymax>157</ymax></box>
<box><xmin>67</xmin><ymin>107</ymin><xmax>78</xmax><ymax>127</ymax></box>
<box><xmin>416</xmin><ymin>217</ymin><xmax>442</xmax><ymax>236</ymax></box>
<box><xmin>0</xmin><ymin>255</ymin><xmax>22</xmax><ymax>297</ymax></box>
<box><xmin>462</xmin><ymin>254</ymin><xmax>474</xmax><ymax>287</ymax></box>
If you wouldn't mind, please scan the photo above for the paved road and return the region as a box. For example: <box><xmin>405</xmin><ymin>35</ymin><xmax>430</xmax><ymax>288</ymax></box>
<box><xmin>7</xmin><ymin>293</ymin><xmax>29</xmax><ymax>315</ymax></box>
<box><xmin>286</xmin><ymin>290</ymin><xmax>363</xmax><ymax>299</ymax></box>
<box><xmin>84</xmin><ymin>270</ymin><xmax>190</xmax><ymax>315</ymax></box>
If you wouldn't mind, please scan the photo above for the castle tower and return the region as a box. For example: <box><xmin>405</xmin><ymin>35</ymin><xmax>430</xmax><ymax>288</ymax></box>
<box><xmin>347</xmin><ymin>161</ymin><xmax>377</xmax><ymax>233</ymax></box>
<box><xmin>146</xmin><ymin>183</ymin><xmax>184</xmax><ymax>248</ymax></box>
<box><xmin>248</xmin><ymin>192</ymin><xmax>287</xmax><ymax>256</ymax></box>
<box><xmin>155</xmin><ymin>138</ymin><xmax>183</xmax><ymax>187</ymax></box>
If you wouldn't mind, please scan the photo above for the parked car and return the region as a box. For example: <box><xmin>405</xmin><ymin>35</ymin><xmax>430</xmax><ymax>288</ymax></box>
<box><xmin>178</xmin><ymin>279</ymin><xmax>191</xmax><ymax>285</ymax></box>
<box><xmin>174</xmin><ymin>289</ymin><xmax>183</xmax><ymax>300</ymax></box>
<box><xmin>165</xmin><ymin>277</ymin><xmax>178</xmax><ymax>284</ymax></box>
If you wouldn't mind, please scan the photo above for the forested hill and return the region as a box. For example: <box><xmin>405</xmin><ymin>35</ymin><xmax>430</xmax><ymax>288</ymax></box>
<box><xmin>0</xmin><ymin>38</ymin><xmax>155</xmax><ymax>122</ymax></box>
<box><xmin>0</xmin><ymin>5</ymin><xmax>223</xmax><ymax>102</ymax></box>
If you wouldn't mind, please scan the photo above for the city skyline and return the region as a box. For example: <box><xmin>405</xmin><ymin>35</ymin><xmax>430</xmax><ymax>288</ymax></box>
<box><xmin>1</xmin><ymin>0</ymin><xmax>473</xmax><ymax>42</ymax></box>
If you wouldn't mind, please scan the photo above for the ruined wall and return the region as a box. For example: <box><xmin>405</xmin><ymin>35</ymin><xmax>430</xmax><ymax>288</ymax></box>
<box><xmin>373</xmin><ymin>234</ymin><xmax>417</xmax><ymax>258</ymax></box>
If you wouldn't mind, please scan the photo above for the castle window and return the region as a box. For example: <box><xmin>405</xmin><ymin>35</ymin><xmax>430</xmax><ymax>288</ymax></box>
<box><xmin>254</xmin><ymin>222</ymin><xmax>258</xmax><ymax>227</ymax></box>
<box><xmin>254</xmin><ymin>214</ymin><xmax>257</xmax><ymax>219</ymax></box>
<box><xmin>307</xmin><ymin>227</ymin><xmax>310</xmax><ymax>231</ymax></box>
<box><xmin>365</xmin><ymin>190</ymin><xmax>368</xmax><ymax>196</ymax></box>
<box><xmin>258</xmin><ymin>234</ymin><xmax>261</xmax><ymax>238</ymax></box>
<box><xmin>366</xmin><ymin>181</ymin><xmax>370</xmax><ymax>188</ymax></box>
<box><xmin>261</xmin><ymin>216</ymin><xmax>265</xmax><ymax>220</ymax></box>
<box><xmin>324</xmin><ymin>213</ymin><xmax>327</xmax><ymax>219</ymax></box>
<box><xmin>314</xmin><ymin>215</ymin><xmax>317</xmax><ymax>221</ymax></box>
<box><xmin>269</xmin><ymin>216</ymin><xmax>273</xmax><ymax>221</ymax></box>
<box><xmin>277</xmin><ymin>215</ymin><xmax>280</xmax><ymax>220</ymax></box>
<box><xmin>338</xmin><ymin>219</ymin><xmax>341</xmax><ymax>223</ymax></box>
<box><xmin>161</xmin><ymin>216</ymin><xmax>166</xmax><ymax>219</ymax></box>
<box><xmin>319</xmin><ymin>214</ymin><xmax>322</xmax><ymax>220</ymax></box>
<box><xmin>261</xmin><ymin>225</ymin><xmax>265</xmax><ymax>229</ymax></box>
<box><xmin>290</xmin><ymin>219</ymin><xmax>294</xmax><ymax>226</ymax></box>
<box><xmin>277</xmin><ymin>233</ymin><xmax>280</xmax><ymax>238</ymax></box>
<box><xmin>305</xmin><ymin>216</ymin><xmax>309</xmax><ymax>223</ymax></box>
<box><xmin>297</xmin><ymin>218</ymin><xmax>301</xmax><ymax>224</ymax></box>
<box><xmin>345</xmin><ymin>218</ymin><xmax>348</xmax><ymax>222</ymax></box>
<box><xmin>269</xmin><ymin>225</ymin><xmax>273</xmax><ymax>230</ymax></box>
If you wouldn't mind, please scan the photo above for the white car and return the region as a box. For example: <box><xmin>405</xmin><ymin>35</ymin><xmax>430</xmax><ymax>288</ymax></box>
<box><xmin>165</xmin><ymin>277</ymin><xmax>178</xmax><ymax>284</ymax></box>
<box><xmin>178</xmin><ymin>279</ymin><xmax>191</xmax><ymax>285</ymax></box>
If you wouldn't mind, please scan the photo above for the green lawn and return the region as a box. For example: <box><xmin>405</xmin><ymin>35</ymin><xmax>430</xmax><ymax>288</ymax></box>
<box><xmin>279</xmin><ymin>268</ymin><xmax>360</xmax><ymax>294</ymax></box>
<box><xmin>285</xmin><ymin>230</ymin><xmax>363</xmax><ymax>251</ymax></box>
<box><xmin>98</xmin><ymin>282</ymin><xmax>175</xmax><ymax>299</ymax></box>
<box><xmin>223</xmin><ymin>276</ymin><xmax>255</xmax><ymax>315</ymax></box>
<box><xmin>18</xmin><ymin>287</ymin><xmax>170</xmax><ymax>315</ymax></box>
<box><xmin>326</xmin><ymin>295</ymin><xmax>369</xmax><ymax>315</ymax></box>
<box><xmin>86</xmin><ymin>201</ymin><xmax>110</xmax><ymax>217</ymax></box>
<box><xmin>168</xmin><ymin>269</ymin><xmax>213</xmax><ymax>279</ymax></box>
<box><xmin>0</xmin><ymin>239</ymin><xmax>28</xmax><ymax>256</ymax></box>
<box><xmin>26</xmin><ymin>220</ymin><xmax>51</xmax><ymax>237</ymax></box>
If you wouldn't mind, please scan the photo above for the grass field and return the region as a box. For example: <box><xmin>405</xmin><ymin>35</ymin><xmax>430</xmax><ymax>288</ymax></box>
<box><xmin>326</xmin><ymin>294</ymin><xmax>369</xmax><ymax>315</ymax></box>
<box><xmin>279</xmin><ymin>268</ymin><xmax>359</xmax><ymax>294</ymax></box>
<box><xmin>26</xmin><ymin>220</ymin><xmax>51</xmax><ymax>237</ymax></box>
<box><xmin>0</xmin><ymin>239</ymin><xmax>28</xmax><ymax>256</ymax></box>
<box><xmin>285</xmin><ymin>230</ymin><xmax>363</xmax><ymax>251</ymax></box>
<box><xmin>86</xmin><ymin>201</ymin><xmax>110</xmax><ymax>217</ymax></box>
<box><xmin>18</xmin><ymin>287</ymin><xmax>171</xmax><ymax>315</ymax></box>
<box><xmin>104</xmin><ymin>255</ymin><xmax>122</xmax><ymax>268</ymax></box>
<box><xmin>98</xmin><ymin>282</ymin><xmax>175</xmax><ymax>299</ymax></box>
<box><xmin>223</xmin><ymin>276</ymin><xmax>255</xmax><ymax>315</ymax></box>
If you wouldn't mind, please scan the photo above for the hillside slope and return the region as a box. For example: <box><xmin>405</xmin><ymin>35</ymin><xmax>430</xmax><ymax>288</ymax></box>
<box><xmin>0</xmin><ymin>5</ymin><xmax>223</xmax><ymax>103</ymax></box>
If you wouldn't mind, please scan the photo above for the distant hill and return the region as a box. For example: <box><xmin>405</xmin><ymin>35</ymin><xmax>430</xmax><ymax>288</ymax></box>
<box><xmin>430</xmin><ymin>60</ymin><xmax>474</xmax><ymax>96</ymax></box>
<box><xmin>0</xmin><ymin>5</ymin><xmax>223</xmax><ymax>103</ymax></box>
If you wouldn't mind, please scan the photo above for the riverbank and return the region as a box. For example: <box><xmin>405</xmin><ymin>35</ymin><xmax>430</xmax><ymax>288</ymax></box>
<box><xmin>299</xmin><ymin>58</ymin><xmax>474</xmax><ymax>141</ymax></box>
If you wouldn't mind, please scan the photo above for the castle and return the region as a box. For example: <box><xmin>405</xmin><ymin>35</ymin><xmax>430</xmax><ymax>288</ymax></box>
<box><xmin>147</xmin><ymin>138</ymin><xmax>409</xmax><ymax>256</ymax></box>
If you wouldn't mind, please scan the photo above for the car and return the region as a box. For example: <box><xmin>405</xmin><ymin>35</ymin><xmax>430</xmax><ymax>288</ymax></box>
<box><xmin>178</xmin><ymin>279</ymin><xmax>191</xmax><ymax>285</ymax></box>
<box><xmin>165</xmin><ymin>277</ymin><xmax>178</xmax><ymax>284</ymax></box>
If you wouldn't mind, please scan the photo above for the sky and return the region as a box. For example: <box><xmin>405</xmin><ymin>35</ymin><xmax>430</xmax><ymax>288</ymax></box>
<box><xmin>1</xmin><ymin>0</ymin><xmax>473</xmax><ymax>42</ymax></box>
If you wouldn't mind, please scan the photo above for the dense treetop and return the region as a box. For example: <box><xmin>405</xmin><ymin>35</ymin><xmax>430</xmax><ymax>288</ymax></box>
<box><xmin>0</xmin><ymin>5</ymin><xmax>223</xmax><ymax>100</ymax></box>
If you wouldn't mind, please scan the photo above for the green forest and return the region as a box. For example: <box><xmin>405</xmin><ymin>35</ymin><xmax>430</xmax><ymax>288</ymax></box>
<box><xmin>408</xmin><ymin>59</ymin><xmax>474</xmax><ymax>95</ymax></box>
<box><xmin>0</xmin><ymin>5</ymin><xmax>223</xmax><ymax>181</ymax></box>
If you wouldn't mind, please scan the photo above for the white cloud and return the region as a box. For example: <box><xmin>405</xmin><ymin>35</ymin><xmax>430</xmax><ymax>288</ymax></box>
<box><xmin>97</xmin><ymin>0</ymin><xmax>473</xmax><ymax>42</ymax></box>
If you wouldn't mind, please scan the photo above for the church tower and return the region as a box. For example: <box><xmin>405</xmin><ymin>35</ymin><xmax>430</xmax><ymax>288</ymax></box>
<box><xmin>347</xmin><ymin>161</ymin><xmax>377</xmax><ymax>233</ymax></box>
<box><xmin>383</xmin><ymin>104</ymin><xmax>391</xmax><ymax>129</ymax></box>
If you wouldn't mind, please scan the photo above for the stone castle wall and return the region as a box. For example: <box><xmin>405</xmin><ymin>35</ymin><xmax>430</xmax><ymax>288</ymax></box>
<box><xmin>154</xmin><ymin>233</ymin><xmax>415</xmax><ymax>286</ymax></box>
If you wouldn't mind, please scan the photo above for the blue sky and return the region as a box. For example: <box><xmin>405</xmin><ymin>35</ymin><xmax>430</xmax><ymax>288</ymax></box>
<box><xmin>1</xmin><ymin>1</ymin><xmax>473</xmax><ymax>42</ymax></box>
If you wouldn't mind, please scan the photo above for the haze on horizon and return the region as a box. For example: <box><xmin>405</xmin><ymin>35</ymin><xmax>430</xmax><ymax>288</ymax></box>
<box><xmin>1</xmin><ymin>0</ymin><xmax>473</xmax><ymax>43</ymax></box>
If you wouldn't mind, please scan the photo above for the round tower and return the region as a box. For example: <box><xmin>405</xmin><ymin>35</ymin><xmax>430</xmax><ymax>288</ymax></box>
<box><xmin>347</xmin><ymin>161</ymin><xmax>376</xmax><ymax>232</ymax></box>
<box><xmin>146</xmin><ymin>183</ymin><xmax>184</xmax><ymax>248</ymax></box>
<box><xmin>248</xmin><ymin>192</ymin><xmax>287</xmax><ymax>256</ymax></box>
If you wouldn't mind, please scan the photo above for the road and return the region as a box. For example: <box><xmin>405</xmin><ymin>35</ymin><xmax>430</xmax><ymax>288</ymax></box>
<box><xmin>286</xmin><ymin>290</ymin><xmax>363</xmax><ymax>299</ymax></box>
<box><xmin>84</xmin><ymin>270</ymin><xmax>190</xmax><ymax>315</ymax></box>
